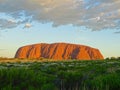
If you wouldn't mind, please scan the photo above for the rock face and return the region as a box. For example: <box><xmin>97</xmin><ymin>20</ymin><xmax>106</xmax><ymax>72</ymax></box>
<box><xmin>15</xmin><ymin>43</ymin><xmax>104</xmax><ymax>60</ymax></box>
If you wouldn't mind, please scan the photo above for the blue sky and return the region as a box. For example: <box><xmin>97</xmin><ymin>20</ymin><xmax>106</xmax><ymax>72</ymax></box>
<box><xmin>0</xmin><ymin>0</ymin><xmax>120</xmax><ymax>58</ymax></box>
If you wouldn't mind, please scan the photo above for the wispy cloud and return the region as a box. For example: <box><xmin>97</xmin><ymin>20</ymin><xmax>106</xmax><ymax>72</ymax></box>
<box><xmin>0</xmin><ymin>19</ymin><xmax>17</xmax><ymax>29</ymax></box>
<box><xmin>0</xmin><ymin>12</ymin><xmax>32</xmax><ymax>29</ymax></box>
<box><xmin>114</xmin><ymin>31</ymin><xmax>120</xmax><ymax>34</ymax></box>
<box><xmin>0</xmin><ymin>0</ymin><xmax>120</xmax><ymax>31</ymax></box>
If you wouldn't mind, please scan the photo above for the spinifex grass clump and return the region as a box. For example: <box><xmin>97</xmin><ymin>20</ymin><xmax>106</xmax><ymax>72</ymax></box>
<box><xmin>0</xmin><ymin>59</ymin><xmax>120</xmax><ymax>90</ymax></box>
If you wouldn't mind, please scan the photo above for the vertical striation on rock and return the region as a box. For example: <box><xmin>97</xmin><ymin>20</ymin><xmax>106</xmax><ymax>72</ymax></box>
<box><xmin>15</xmin><ymin>43</ymin><xmax>104</xmax><ymax>60</ymax></box>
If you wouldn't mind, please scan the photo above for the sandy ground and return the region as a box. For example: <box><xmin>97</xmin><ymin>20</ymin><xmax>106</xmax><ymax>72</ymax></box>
<box><xmin>0</xmin><ymin>59</ymin><xmax>50</xmax><ymax>63</ymax></box>
<box><xmin>0</xmin><ymin>59</ymin><xmax>71</xmax><ymax>63</ymax></box>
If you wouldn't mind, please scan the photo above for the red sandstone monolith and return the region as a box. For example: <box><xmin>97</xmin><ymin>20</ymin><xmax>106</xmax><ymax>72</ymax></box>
<box><xmin>15</xmin><ymin>43</ymin><xmax>104</xmax><ymax>60</ymax></box>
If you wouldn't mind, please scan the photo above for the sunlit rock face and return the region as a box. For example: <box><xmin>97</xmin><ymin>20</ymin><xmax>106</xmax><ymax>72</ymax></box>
<box><xmin>15</xmin><ymin>43</ymin><xmax>104</xmax><ymax>60</ymax></box>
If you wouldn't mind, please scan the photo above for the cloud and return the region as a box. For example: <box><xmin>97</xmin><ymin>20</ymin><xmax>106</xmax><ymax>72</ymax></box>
<box><xmin>24</xmin><ymin>23</ymin><xmax>32</xmax><ymax>28</ymax></box>
<box><xmin>114</xmin><ymin>31</ymin><xmax>120</xmax><ymax>34</ymax></box>
<box><xmin>0</xmin><ymin>0</ymin><xmax>120</xmax><ymax>31</ymax></box>
<box><xmin>0</xmin><ymin>18</ymin><xmax>32</xmax><ymax>29</ymax></box>
<box><xmin>0</xmin><ymin>12</ymin><xmax>32</xmax><ymax>29</ymax></box>
<box><xmin>0</xmin><ymin>19</ymin><xmax>18</xmax><ymax>29</ymax></box>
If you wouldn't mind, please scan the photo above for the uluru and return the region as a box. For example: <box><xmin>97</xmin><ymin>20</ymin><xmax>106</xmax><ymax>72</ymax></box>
<box><xmin>15</xmin><ymin>43</ymin><xmax>104</xmax><ymax>60</ymax></box>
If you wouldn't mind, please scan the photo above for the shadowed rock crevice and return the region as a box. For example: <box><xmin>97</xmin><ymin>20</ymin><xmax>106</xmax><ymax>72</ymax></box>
<box><xmin>15</xmin><ymin>43</ymin><xmax>104</xmax><ymax>60</ymax></box>
<box><xmin>71</xmin><ymin>47</ymin><xmax>80</xmax><ymax>59</ymax></box>
<box><xmin>62</xmin><ymin>44</ymin><xmax>69</xmax><ymax>59</ymax></box>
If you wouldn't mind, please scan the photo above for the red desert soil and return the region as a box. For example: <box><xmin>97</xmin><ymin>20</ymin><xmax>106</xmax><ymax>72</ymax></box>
<box><xmin>15</xmin><ymin>43</ymin><xmax>104</xmax><ymax>60</ymax></box>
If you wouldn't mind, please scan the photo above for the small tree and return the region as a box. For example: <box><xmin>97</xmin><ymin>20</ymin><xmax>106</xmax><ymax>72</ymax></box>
<box><xmin>105</xmin><ymin>57</ymin><xmax>110</xmax><ymax>60</ymax></box>
<box><xmin>110</xmin><ymin>57</ymin><xmax>116</xmax><ymax>60</ymax></box>
<box><xmin>117</xmin><ymin>57</ymin><xmax>120</xmax><ymax>60</ymax></box>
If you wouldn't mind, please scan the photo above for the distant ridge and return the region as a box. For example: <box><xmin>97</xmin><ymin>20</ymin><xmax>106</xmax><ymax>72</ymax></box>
<box><xmin>15</xmin><ymin>43</ymin><xmax>104</xmax><ymax>60</ymax></box>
